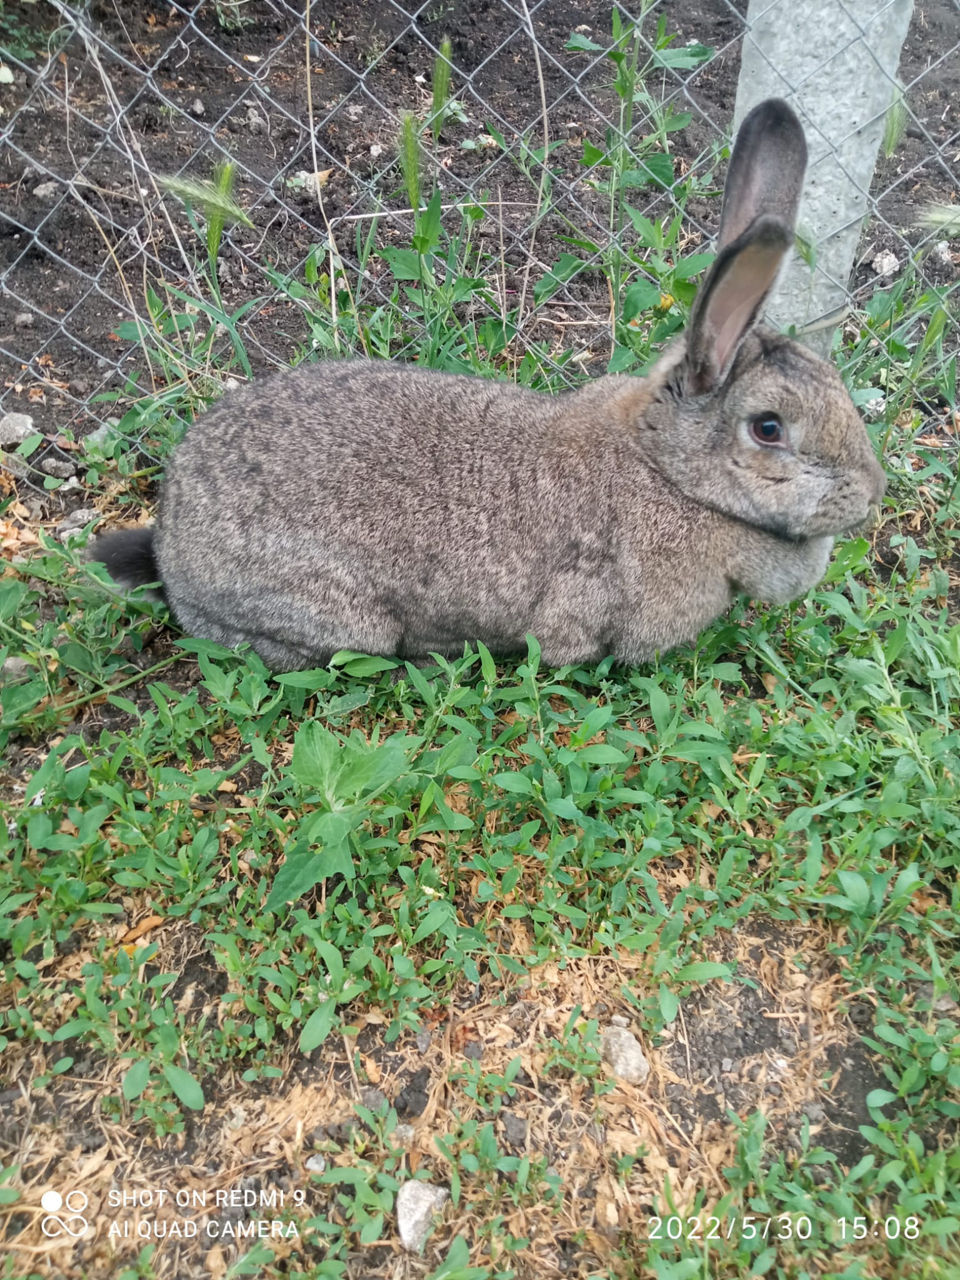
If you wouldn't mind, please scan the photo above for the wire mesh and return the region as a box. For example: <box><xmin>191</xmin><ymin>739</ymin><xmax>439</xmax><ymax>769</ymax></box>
<box><xmin>0</xmin><ymin>0</ymin><xmax>957</xmax><ymax>488</ymax></box>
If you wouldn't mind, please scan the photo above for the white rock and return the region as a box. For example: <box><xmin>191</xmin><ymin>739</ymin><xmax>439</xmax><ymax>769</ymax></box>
<box><xmin>0</xmin><ymin>412</ymin><xmax>35</xmax><ymax>447</ymax></box>
<box><xmin>0</xmin><ymin>452</ymin><xmax>31</xmax><ymax>479</ymax></box>
<box><xmin>396</xmin><ymin>1180</ymin><xmax>448</xmax><ymax>1253</ymax></box>
<box><xmin>14</xmin><ymin>312</ymin><xmax>34</xmax><ymax>329</ymax></box>
<box><xmin>930</xmin><ymin>240</ymin><xmax>953</xmax><ymax>270</ymax></box>
<box><xmin>56</xmin><ymin>507</ymin><xmax>98</xmax><ymax>541</ymax></box>
<box><xmin>40</xmin><ymin>457</ymin><xmax>76</xmax><ymax>479</ymax></box>
<box><xmin>33</xmin><ymin>181</ymin><xmax>59</xmax><ymax>201</ymax></box>
<box><xmin>305</xmin><ymin>1154</ymin><xmax>326</xmax><ymax>1174</ymax></box>
<box><xmin>601</xmin><ymin>1025</ymin><xmax>650</xmax><ymax>1085</ymax></box>
<box><xmin>1</xmin><ymin>656</ymin><xmax>32</xmax><ymax>684</ymax></box>
<box><xmin>871</xmin><ymin>250</ymin><xmax>900</xmax><ymax>278</ymax></box>
<box><xmin>191</xmin><ymin>98</ymin><xmax>205</xmax><ymax>116</ymax></box>
<box><xmin>83</xmin><ymin>420</ymin><xmax>120</xmax><ymax>453</ymax></box>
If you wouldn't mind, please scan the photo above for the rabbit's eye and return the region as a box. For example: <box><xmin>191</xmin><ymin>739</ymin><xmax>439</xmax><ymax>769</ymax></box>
<box><xmin>749</xmin><ymin>413</ymin><xmax>785</xmax><ymax>446</ymax></box>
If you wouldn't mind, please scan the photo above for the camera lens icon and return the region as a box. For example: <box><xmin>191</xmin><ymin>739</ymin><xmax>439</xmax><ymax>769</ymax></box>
<box><xmin>40</xmin><ymin>1189</ymin><xmax>90</xmax><ymax>1238</ymax></box>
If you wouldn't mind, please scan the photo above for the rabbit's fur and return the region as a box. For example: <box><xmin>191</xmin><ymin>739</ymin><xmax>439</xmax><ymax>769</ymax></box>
<box><xmin>93</xmin><ymin>100</ymin><xmax>885</xmax><ymax>673</ymax></box>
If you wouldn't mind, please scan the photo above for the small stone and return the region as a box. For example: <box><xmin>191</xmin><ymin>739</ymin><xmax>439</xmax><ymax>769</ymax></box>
<box><xmin>929</xmin><ymin>240</ymin><xmax>954</xmax><ymax>271</ymax></box>
<box><xmin>246</xmin><ymin>106</ymin><xmax>267</xmax><ymax>134</ymax></box>
<box><xmin>601</xmin><ymin>1025</ymin><xmax>650</xmax><ymax>1085</ymax></box>
<box><xmin>500</xmin><ymin>1110</ymin><xmax>526</xmax><ymax>1148</ymax></box>
<box><xmin>305</xmin><ymin>1154</ymin><xmax>326</xmax><ymax>1174</ymax></box>
<box><xmin>360</xmin><ymin>1086</ymin><xmax>387</xmax><ymax>1112</ymax></box>
<box><xmin>415</xmin><ymin>1028</ymin><xmax>431</xmax><ymax>1054</ymax></box>
<box><xmin>396</xmin><ymin>1180</ymin><xmax>448</xmax><ymax>1253</ymax></box>
<box><xmin>190</xmin><ymin>98</ymin><xmax>205</xmax><ymax>116</ymax></box>
<box><xmin>1</xmin><ymin>656</ymin><xmax>32</xmax><ymax>684</ymax></box>
<box><xmin>14</xmin><ymin>312</ymin><xmax>34</xmax><ymax>329</ymax></box>
<box><xmin>40</xmin><ymin>457</ymin><xmax>76</xmax><ymax>480</ymax></box>
<box><xmin>370</xmin><ymin>142</ymin><xmax>383</xmax><ymax>158</ymax></box>
<box><xmin>58</xmin><ymin>476</ymin><xmax>82</xmax><ymax>493</ymax></box>
<box><xmin>83</xmin><ymin>419</ymin><xmax>120</xmax><ymax>453</ymax></box>
<box><xmin>56</xmin><ymin>507</ymin><xmax>98</xmax><ymax>541</ymax></box>
<box><xmin>0</xmin><ymin>452</ymin><xmax>31</xmax><ymax>479</ymax></box>
<box><xmin>721</xmin><ymin>1057</ymin><xmax>734</xmax><ymax>1073</ymax></box>
<box><xmin>33</xmin><ymin>180</ymin><xmax>59</xmax><ymax>201</ymax></box>
<box><xmin>0</xmin><ymin>412</ymin><xmax>35</xmax><ymax>447</ymax></box>
<box><xmin>610</xmin><ymin>1014</ymin><xmax>629</xmax><ymax>1028</ymax></box>
<box><xmin>394</xmin><ymin>1123</ymin><xmax>415</xmax><ymax>1145</ymax></box>
<box><xmin>871</xmin><ymin>249</ymin><xmax>899</xmax><ymax>278</ymax></box>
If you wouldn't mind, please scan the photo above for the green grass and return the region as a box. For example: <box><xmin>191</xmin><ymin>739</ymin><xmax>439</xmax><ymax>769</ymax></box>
<box><xmin>2</xmin><ymin>9</ymin><xmax>959</xmax><ymax>1280</ymax></box>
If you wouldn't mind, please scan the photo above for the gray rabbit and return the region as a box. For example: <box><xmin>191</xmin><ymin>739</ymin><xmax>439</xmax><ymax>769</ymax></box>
<box><xmin>92</xmin><ymin>99</ymin><xmax>886</xmax><ymax>673</ymax></box>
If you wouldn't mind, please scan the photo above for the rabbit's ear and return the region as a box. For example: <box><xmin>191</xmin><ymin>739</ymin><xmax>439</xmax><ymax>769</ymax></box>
<box><xmin>685</xmin><ymin>216</ymin><xmax>792</xmax><ymax>395</ymax></box>
<box><xmin>685</xmin><ymin>99</ymin><xmax>808</xmax><ymax>395</ymax></box>
<box><xmin>717</xmin><ymin>98</ymin><xmax>807</xmax><ymax>250</ymax></box>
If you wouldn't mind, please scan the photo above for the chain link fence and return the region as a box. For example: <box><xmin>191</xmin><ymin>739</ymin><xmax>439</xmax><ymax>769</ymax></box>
<box><xmin>1</xmin><ymin>0</ymin><xmax>957</xmax><ymax>490</ymax></box>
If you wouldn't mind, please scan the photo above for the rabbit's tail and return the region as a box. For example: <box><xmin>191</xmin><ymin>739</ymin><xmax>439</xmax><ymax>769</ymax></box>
<box><xmin>91</xmin><ymin>527</ymin><xmax>164</xmax><ymax>595</ymax></box>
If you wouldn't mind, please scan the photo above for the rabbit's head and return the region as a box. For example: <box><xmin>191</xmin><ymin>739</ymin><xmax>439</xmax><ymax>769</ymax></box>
<box><xmin>639</xmin><ymin>99</ymin><xmax>886</xmax><ymax>541</ymax></box>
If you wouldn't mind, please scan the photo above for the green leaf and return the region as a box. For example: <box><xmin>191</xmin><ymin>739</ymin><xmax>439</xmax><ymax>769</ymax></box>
<box><xmin>291</xmin><ymin>722</ymin><xmax>413</xmax><ymax>805</ymax></box>
<box><xmin>411</xmin><ymin>900</ymin><xmax>456</xmax><ymax>944</ymax></box>
<box><xmin>866</xmin><ymin>1088</ymin><xmax>899</xmax><ymax>1108</ymax></box>
<box><xmin>123</xmin><ymin>1058</ymin><xmax>151</xmax><ymax>1101</ymax></box>
<box><xmin>674</xmin><ymin>961</ymin><xmax>731</xmax><ymax>984</ymax></box>
<box><xmin>300</xmin><ymin>998</ymin><xmax>337</xmax><ymax>1053</ymax></box>
<box><xmin>330</xmin><ymin>653</ymin><xmax>398</xmax><ymax>677</ymax></box>
<box><xmin>620</xmin><ymin>154</ymin><xmax>675</xmax><ymax>190</ymax></box>
<box><xmin>659</xmin><ymin>985</ymin><xmax>679</xmax><ymax>1023</ymax></box>
<box><xmin>673</xmin><ymin>252</ymin><xmax>715</xmax><ymax>280</ymax></box>
<box><xmin>534</xmin><ymin>252</ymin><xmax>588</xmax><ymax>305</ymax></box>
<box><xmin>493</xmin><ymin>771</ymin><xmax>535</xmax><ymax>796</ymax></box>
<box><xmin>291</xmin><ymin>725</ymin><xmax>336</xmax><ymax>792</ymax></box>
<box><xmin>647</xmin><ymin>684</ymin><xmax>672</xmax><ymax>738</ymax></box>
<box><xmin>836</xmin><ymin>870</ymin><xmax>870</xmax><ymax>911</ymax></box>
<box><xmin>622</xmin><ymin>279</ymin><xmax>661</xmax><ymax>320</ymax></box>
<box><xmin>313</xmin><ymin>940</ymin><xmax>346</xmax><ymax>989</ymax></box>
<box><xmin>162</xmin><ymin>1064</ymin><xmax>205</xmax><ymax>1111</ymax></box>
<box><xmin>476</xmin><ymin>641</ymin><xmax>497</xmax><ymax>686</ymax></box>
<box><xmin>265</xmin><ymin>813</ymin><xmax>359</xmax><ymax>909</ymax></box>
<box><xmin>651</xmin><ymin>43</ymin><xmax>714</xmax><ymax>70</ymax></box>
<box><xmin>380</xmin><ymin>246</ymin><xmax>426</xmax><ymax>281</ymax></box>
<box><xmin>926</xmin><ymin>1217</ymin><xmax>960</xmax><ymax>1236</ymax></box>
<box><xmin>575</xmin><ymin>743</ymin><xmax>630</xmax><ymax>765</ymax></box>
<box><xmin>565</xmin><ymin>32</ymin><xmax>604</xmax><ymax>52</ymax></box>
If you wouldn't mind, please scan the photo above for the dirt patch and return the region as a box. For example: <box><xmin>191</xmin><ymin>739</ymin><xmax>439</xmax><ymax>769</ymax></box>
<box><xmin>658</xmin><ymin>920</ymin><xmax>889</xmax><ymax>1170</ymax></box>
<box><xmin>1</xmin><ymin>915</ymin><xmax>901</xmax><ymax>1279</ymax></box>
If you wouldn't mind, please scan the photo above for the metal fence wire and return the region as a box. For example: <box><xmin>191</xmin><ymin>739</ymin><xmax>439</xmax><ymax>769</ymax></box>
<box><xmin>0</xmin><ymin>0</ymin><xmax>957</xmax><ymax>489</ymax></box>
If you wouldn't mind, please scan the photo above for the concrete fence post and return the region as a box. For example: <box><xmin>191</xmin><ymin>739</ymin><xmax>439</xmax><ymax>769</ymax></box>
<box><xmin>732</xmin><ymin>0</ymin><xmax>914</xmax><ymax>354</ymax></box>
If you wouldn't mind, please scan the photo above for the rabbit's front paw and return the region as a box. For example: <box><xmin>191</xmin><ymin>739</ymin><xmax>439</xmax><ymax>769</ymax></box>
<box><xmin>736</xmin><ymin>534</ymin><xmax>834</xmax><ymax>606</ymax></box>
<box><xmin>772</xmin><ymin>534</ymin><xmax>835</xmax><ymax>604</ymax></box>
